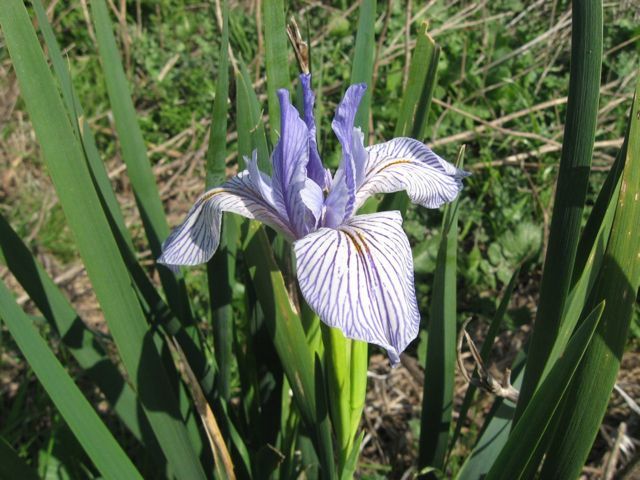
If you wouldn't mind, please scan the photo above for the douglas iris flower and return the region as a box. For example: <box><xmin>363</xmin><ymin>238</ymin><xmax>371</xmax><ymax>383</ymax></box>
<box><xmin>159</xmin><ymin>74</ymin><xmax>468</xmax><ymax>365</ymax></box>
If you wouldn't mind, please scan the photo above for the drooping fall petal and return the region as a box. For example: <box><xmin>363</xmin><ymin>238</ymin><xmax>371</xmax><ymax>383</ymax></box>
<box><xmin>158</xmin><ymin>172</ymin><xmax>293</xmax><ymax>267</ymax></box>
<box><xmin>294</xmin><ymin>211</ymin><xmax>420</xmax><ymax>365</ymax></box>
<box><xmin>354</xmin><ymin>137</ymin><xmax>468</xmax><ymax>210</ymax></box>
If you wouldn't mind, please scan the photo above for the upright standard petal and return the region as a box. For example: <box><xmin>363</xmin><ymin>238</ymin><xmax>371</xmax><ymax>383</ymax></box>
<box><xmin>271</xmin><ymin>89</ymin><xmax>309</xmax><ymax>202</ymax></box>
<box><xmin>323</xmin><ymin>84</ymin><xmax>367</xmax><ymax>228</ymax></box>
<box><xmin>294</xmin><ymin>211</ymin><xmax>420</xmax><ymax>365</ymax></box>
<box><xmin>271</xmin><ymin>89</ymin><xmax>317</xmax><ymax>237</ymax></box>
<box><xmin>354</xmin><ymin>137</ymin><xmax>469</xmax><ymax>210</ymax></box>
<box><xmin>159</xmin><ymin>172</ymin><xmax>293</xmax><ymax>267</ymax></box>
<box><xmin>300</xmin><ymin>73</ymin><xmax>329</xmax><ymax>190</ymax></box>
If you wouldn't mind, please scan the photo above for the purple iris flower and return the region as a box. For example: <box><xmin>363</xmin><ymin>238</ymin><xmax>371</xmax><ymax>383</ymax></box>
<box><xmin>159</xmin><ymin>74</ymin><xmax>468</xmax><ymax>365</ymax></box>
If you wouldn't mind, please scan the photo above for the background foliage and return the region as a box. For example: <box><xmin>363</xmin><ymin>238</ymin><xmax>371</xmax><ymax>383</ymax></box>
<box><xmin>0</xmin><ymin>0</ymin><xmax>638</xmax><ymax>478</ymax></box>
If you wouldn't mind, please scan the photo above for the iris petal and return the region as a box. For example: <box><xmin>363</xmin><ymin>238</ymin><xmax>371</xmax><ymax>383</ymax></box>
<box><xmin>294</xmin><ymin>211</ymin><xmax>420</xmax><ymax>365</ymax></box>
<box><xmin>324</xmin><ymin>84</ymin><xmax>367</xmax><ymax>228</ymax></box>
<box><xmin>300</xmin><ymin>73</ymin><xmax>330</xmax><ymax>190</ymax></box>
<box><xmin>158</xmin><ymin>172</ymin><xmax>293</xmax><ymax>267</ymax></box>
<box><xmin>355</xmin><ymin>137</ymin><xmax>469</xmax><ymax>210</ymax></box>
<box><xmin>271</xmin><ymin>89</ymin><xmax>320</xmax><ymax>237</ymax></box>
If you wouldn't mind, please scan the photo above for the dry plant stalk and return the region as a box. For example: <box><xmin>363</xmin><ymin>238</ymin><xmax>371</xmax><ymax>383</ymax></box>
<box><xmin>456</xmin><ymin>319</ymin><xmax>519</xmax><ymax>403</ymax></box>
<box><xmin>167</xmin><ymin>336</ymin><xmax>236</xmax><ymax>480</ymax></box>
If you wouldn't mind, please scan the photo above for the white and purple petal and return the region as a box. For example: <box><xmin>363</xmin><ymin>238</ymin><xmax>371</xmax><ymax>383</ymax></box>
<box><xmin>323</xmin><ymin>84</ymin><xmax>368</xmax><ymax>228</ymax></box>
<box><xmin>294</xmin><ymin>211</ymin><xmax>420</xmax><ymax>365</ymax></box>
<box><xmin>271</xmin><ymin>90</ymin><xmax>309</xmax><ymax>208</ymax></box>
<box><xmin>354</xmin><ymin>137</ymin><xmax>469</xmax><ymax>211</ymax></box>
<box><xmin>158</xmin><ymin>172</ymin><xmax>293</xmax><ymax>267</ymax></box>
<box><xmin>270</xmin><ymin>89</ymin><xmax>320</xmax><ymax>237</ymax></box>
<box><xmin>300</xmin><ymin>73</ymin><xmax>329</xmax><ymax>190</ymax></box>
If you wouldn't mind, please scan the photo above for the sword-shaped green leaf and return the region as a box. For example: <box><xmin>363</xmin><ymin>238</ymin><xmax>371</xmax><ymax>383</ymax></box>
<box><xmin>206</xmin><ymin>0</ymin><xmax>235</xmax><ymax>402</ymax></box>
<box><xmin>541</xmin><ymin>76</ymin><xmax>640</xmax><ymax>480</ymax></box>
<box><xmin>418</xmin><ymin>149</ymin><xmax>464</xmax><ymax>473</ymax></box>
<box><xmin>262</xmin><ymin>0</ymin><xmax>290</xmax><ymax>143</ymax></box>
<box><xmin>516</xmin><ymin>0</ymin><xmax>603</xmax><ymax>416</ymax></box>
<box><xmin>89</xmin><ymin>0</ymin><xmax>194</xmax><ymax>325</ymax></box>
<box><xmin>351</xmin><ymin>0</ymin><xmax>376</xmax><ymax>137</ymax></box>
<box><xmin>485</xmin><ymin>301</ymin><xmax>605</xmax><ymax>479</ymax></box>
<box><xmin>0</xmin><ymin>215</ymin><xmax>154</xmax><ymax>451</ymax></box>
<box><xmin>380</xmin><ymin>20</ymin><xmax>440</xmax><ymax>215</ymax></box>
<box><xmin>0</xmin><ymin>3</ymin><xmax>205</xmax><ymax>477</ymax></box>
<box><xmin>0</xmin><ymin>282</ymin><xmax>142</xmax><ymax>480</ymax></box>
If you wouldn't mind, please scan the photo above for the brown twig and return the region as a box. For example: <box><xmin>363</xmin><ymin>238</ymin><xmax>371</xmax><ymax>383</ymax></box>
<box><xmin>456</xmin><ymin>319</ymin><xmax>519</xmax><ymax>402</ymax></box>
<box><xmin>167</xmin><ymin>336</ymin><xmax>236</xmax><ymax>480</ymax></box>
<box><xmin>286</xmin><ymin>16</ymin><xmax>309</xmax><ymax>74</ymax></box>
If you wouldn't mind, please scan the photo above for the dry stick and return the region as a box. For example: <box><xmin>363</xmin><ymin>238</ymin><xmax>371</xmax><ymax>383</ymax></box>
<box><xmin>78</xmin><ymin>0</ymin><xmax>97</xmax><ymax>44</ymax></box>
<box><xmin>456</xmin><ymin>319</ymin><xmax>520</xmax><ymax>403</ymax></box>
<box><xmin>381</xmin><ymin>0</ymin><xmax>483</xmax><ymax>65</ymax></box>
<box><xmin>167</xmin><ymin>336</ymin><xmax>236</xmax><ymax>480</ymax></box>
<box><xmin>430</xmin><ymin>96</ymin><xmax>569</xmax><ymax>148</ymax></box>
<box><xmin>498</xmin><ymin>138</ymin><xmax>623</xmax><ymax>165</ymax></box>
<box><xmin>605</xmin><ymin>34</ymin><xmax>640</xmax><ymax>56</ymax></box>
<box><xmin>369</xmin><ymin>0</ymin><xmax>393</xmax><ymax>145</ymax></box>
<box><xmin>371</xmin><ymin>0</ymin><xmax>393</xmax><ymax>95</ymax></box>
<box><xmin>380</xmin><ymin>12</ymin><xmax>508</xmax><ymax>69</ymax></box>
<box><xmin>383</xmin><ymin>0</ymin><xmax>454</xmax><ymax>58</ymax></box>
<box><xmin>402</xmin><ymin>0</ymin><xmax>412</xmax><ymax>91</ymax></box>
<box><xmin>309</xmin><ymin>1</ymin><xmax>360</xmax><ymax>49</ymax></box>
<box><xmin>603</xmin><ymin>422</ymin><xmax>628</xmax><ymax>480</ymax></box>
<box><xmin>474</xmin><ymin>9</ymin><xmax>572</xmax><ymax>75</ymax></box>
<box><xmin>431</xmin><ymin>97</ymin><xmax>561</xmax><ymax>146</ymax></box>
<box><xmin>431</xmin><ymin>76</ymin><xmax>632</xmax><ymax>149</ymax></box>
<box><xmin>506</xmin><ymin>0</ymin><xmax>547</xmax><ymax>28</ymax></box>
<box><xmin>533</xmin><ymin>28</ymin><xmax>570</xmax><ymax>96</ymax></box>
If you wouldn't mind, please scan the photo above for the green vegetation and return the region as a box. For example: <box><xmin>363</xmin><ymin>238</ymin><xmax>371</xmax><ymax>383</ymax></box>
<box><xmin>0</xmin><ymin>0</ymin><xmax>638</xmax><ymax>478</ymax></box>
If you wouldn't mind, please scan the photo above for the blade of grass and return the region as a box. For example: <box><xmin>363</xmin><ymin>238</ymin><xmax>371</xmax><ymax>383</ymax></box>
<box><xmin>0</xmin><ymin>281</ymin><xmax>143</xmax><ymax>480</ymax></box>
<box><xmin>351</xmin><ymin>0</ymin><xmax>376</xmax><ymax>137</ymax></box>
<box><xmin>380</xmin><ymin>20</ymin><xmax>440</xmax><ymax>215</ymax></box>
<box><xmin>89</xmin><ymin>0</ymin><xmax>195</xmax><ymax>326</ymax></box>
<box><xmin>262</xmin><ymin>0</ymin><xmax>290</xmax><ymax>143</ymax></box>
<box><xmin>206</xmin><ymin>0</ymin><xmax>235</xmax><ymax>402</ymax></box>
<box><xmin>236</xmin><ymin>59</ymin><xmax>270</xmax><ymax>172</ymax></box>
<box><xmin>394</xmin><ymin>22</ymin><xmax>440</xmax><ymax>140</ymax></box>
<box><xmin>31</xmin><ymin>0</ymin><xmax>133</xmax><ymax>255</ymax></box>
<box><xmin>541</xmin><ymin>77</ymin><xmax>640</xmax><ymax>480</ymax></box>
<box><xmin>0</xmin><ymin>437</ymin><xmax>39</xmax><ymax>480</ymax></box>
<box><xmin>0</xmin><ymin>215</ymin><xmax>154</xmax><ymax>450</ymax></box>
<box><xmin>32</xmin><ymin>0</ymin><xmax>214</xmax><ymax>404</ymax></box>
<box><xmin>0</xmin><ymin>3</ymin><xmax>206</xmax><ymax>477</ymax></box>
<box><xmin>243</xmin><ymin>222</ymin><xmax>336</xmax><ymax>480</ymax></box>
<box><xmin>418</xmin><ymin>148</ymin><xmax>463</xmax><ymax>473</ymax></box>
<box><xmin>485</xmin><ymin>301</ymin><xmax>606</xmax><ymax>480</ymax></box>
<box><xmin>515</xmin><ymin>0</ymin><xmax>603</xmax><ymax>418</ymax></box>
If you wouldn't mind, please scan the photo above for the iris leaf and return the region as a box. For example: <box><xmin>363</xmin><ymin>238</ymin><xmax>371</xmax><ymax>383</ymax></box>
<box><xmin>0</xmin><ymin>2</ymin><xmax>206</xmax><ymax>476</ymax></box>
<box><xmin>541</xmin><ymin>75</ymin><xmax>640</xmax><ymax>480</ymax></box>
<box><xmin>262</xmin><ymin>0</ymin><xmax>290</xmax><ymax>143</ymax></box>
<box><xmin>0</xmin><ymin>281</ymin><xmax>142</xmax><ymax>480</ymax></box>
<box><xmin>516</xmin><ymin>0</ymin><xmax>603</xmax><ymax>416</ymax></box>
<box><xmin>485</xmin><ymin>301</ymin><xmax>605</xmax><ymax>479</ymax></box>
